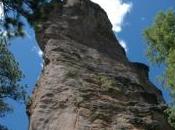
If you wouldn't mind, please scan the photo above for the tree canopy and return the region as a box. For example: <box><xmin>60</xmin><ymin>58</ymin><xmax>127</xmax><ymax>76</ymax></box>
<box><xmin>1</xmin><ymin>0</ymin><xmax>63</xmax><ymax>38</ymax></box>
<box><xmin>144</xmin><ymin>9</ymin><xmax>175</xmax><ymax>128</ymax></box>
<box><xmin>0</xmin><ymin>35</ymin><xmax>26</xmax><ymax>130</ymax></box>
<box><xmin>144</xmin><ymin>9</ymin><xmax>175</xmax><ymax>95</ymax></box>
<box><xmin>0</xmin><ymin>0</ymin><xmax>39</xmax><ymax>128</ymax></box>
<box><xmin>0</xmin><ymin>0</ymin><xmax>64</xmax><ymax>129</ymax></box>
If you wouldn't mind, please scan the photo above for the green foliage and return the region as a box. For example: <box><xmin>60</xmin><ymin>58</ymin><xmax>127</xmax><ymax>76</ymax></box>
<box><xmin>97</xmin><ymin>75</ymin><xmax>117</xmax><ymax>91</ymax></box>
<box><xmin>144</xmin><ymin>10</ymin><xmax>175</xmax><ymax>64</ymax></box>
<box><xmin>1</xmin><ymin>0</ymin><xmax>63</xmax><ymax>38</ymax></box>
<box><xmin>144</xmin><ymin>10</ymin><xmax>175</xmax><ymax>96</ymax></box>
<box><xmin>0</xmin><ymin>124</ymin><xmax>8</xmax><ymax>130</ymax></box>
<box><xmin>144</xmin><ymin>9</ymin><xmax>175</xmax><ymax>128</ymax></box>
<box><xmin>65</xmin><ymin>68</ymin><xmax>79</xmax><ymax>78</ymax></box>
<box><xmin>0</xmin><ymin>35</ymin><xmax>26</xmax><ymax>129</ymax></box>
<box><xmin>0</xmin><ymin>43</ymin><xmax>25</xmax><ymax>100</ymax></box>
<box><xmin>0</xmin><ymin>0</ymin><xmax>63</xmax><ymax>129</ymax></box>
<box><xmin>164</xmin><ymin>107</ymin><xmax>175</xmax><ymax>128</ymax></box>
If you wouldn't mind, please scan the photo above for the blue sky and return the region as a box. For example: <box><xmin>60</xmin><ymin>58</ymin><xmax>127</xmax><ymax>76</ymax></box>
<box><xmin>1</xmin><ymin>0</ymin><xmax>175</xmax><ymax>130</ymax></box>
<box><xmin>117</xmin><ymin>0</ymin><xmax>175</xmax><ymax>103</ymax></box>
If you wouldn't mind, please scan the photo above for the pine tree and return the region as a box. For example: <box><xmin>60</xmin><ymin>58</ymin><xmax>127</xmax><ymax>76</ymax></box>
<box><xmin>144</xmin><ymin>9</ymin><xmax>175</xmax><ymax>128</ymax></box>
<box><xmin>0</xmin><ymin>34</ymin><xmax>26</xmax><ymax>129</ymax></box>
<box><xmin>0</xmin><ymin>0</ymin><xmax>62</xmax><ymax>129</ymax></box>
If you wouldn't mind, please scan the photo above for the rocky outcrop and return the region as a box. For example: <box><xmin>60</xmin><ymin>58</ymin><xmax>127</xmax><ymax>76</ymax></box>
<box><xmin>28</xmin><ymin>0</ymin><xmax>173</xmax><ymax>129</ymax></box>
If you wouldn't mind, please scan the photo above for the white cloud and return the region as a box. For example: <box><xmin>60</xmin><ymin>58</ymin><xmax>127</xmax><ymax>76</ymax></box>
<box><xmin>90</xmin><ymin>0</ymin><xmax>132</xmax><ymax>32</ymax></box>
<box><xmin>32</xmin><ymin>46</ymin><xmax>44</xmax><ymax>68</ymax></box>
<box><xmin>90</xmin><ymin>0</ymin><xmax>132</xmax><ymax>53</ymax></box>
<box><xmin>0</xmin><ymin>2</ymin><xmax>4</xmax><ymax>21</ymax></box>
<box><xmin>119</xmin><ymin>40</ymin><xmax>128</xmax><ymax>52</ymax></box>
<box><xmin>40</xmin><ymin>62</ymin><xmax>44</xmax><ymax>68</ymax></box>
<box><xmin>38</xmin><ymin>49</ymin><xmax>43</xmax><ymax>57</ymax></box>
<box><xmin>32</xmin><ymin>46</ymin><xmax>43</xmax><ymax>57</ymax></box>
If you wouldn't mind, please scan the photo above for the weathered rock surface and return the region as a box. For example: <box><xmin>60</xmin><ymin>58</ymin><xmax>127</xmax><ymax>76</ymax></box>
<box><xmin>28</xmin><ymin>0</ymin><xmax>173</xmax><ymax>129</ymax></box>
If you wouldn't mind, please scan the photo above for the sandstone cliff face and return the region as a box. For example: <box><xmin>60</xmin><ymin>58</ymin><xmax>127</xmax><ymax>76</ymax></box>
<box><xmin>28</xmin><ymin>0</ymin><xmax>173</xmax><ymax>129</ymax></box>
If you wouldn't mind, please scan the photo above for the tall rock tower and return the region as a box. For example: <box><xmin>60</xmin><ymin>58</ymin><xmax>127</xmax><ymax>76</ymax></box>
<box><xmin>28</xmin><ymin>0</ymin><xmax>173</xmax><ymax>129</ymax></box>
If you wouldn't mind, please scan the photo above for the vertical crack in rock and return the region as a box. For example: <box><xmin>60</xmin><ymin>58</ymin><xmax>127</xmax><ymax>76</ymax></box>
<box><xmin>28</xmin><ymin>0</ymin><xmax>173</xmax><ymax>130</ymax></box>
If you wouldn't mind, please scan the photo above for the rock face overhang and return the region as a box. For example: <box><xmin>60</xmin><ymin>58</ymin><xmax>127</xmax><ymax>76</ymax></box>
<box><xmin>28</xmin><ymin>0</ymin><xmax>173</xmax><ymax>130</ymax></box>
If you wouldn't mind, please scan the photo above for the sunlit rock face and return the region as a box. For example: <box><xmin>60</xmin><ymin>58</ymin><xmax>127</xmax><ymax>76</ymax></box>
<box><xmin>28</xmin><ymin>0</ymin><xmax>173</xmax><ymax>130</ymax></box>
